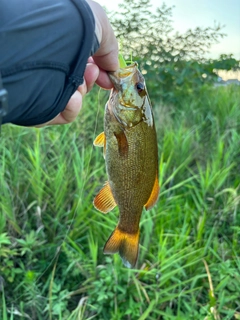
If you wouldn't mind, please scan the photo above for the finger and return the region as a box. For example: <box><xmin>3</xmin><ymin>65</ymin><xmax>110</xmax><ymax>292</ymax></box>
<box><xmin>82</xmin><ymin>62</ymin><xmax>99</xmax><ymax>93</ymax></box>
<box><xmin>44</xmin><ymin>91</ymin><xmax>83</xmax><ymax>125</ymax></box>
<box><xmin>80</xmin><ymin>62</ymin><xmax>113</xmax><ymax>91</ymax></box>
<box><xmin>60</xmin><ymin>90</ymin><xmax>83</xmax><ymax>123</ymax></box>
<box><xmin>93</xmin><ymin>48</ymin><xmax>119</xmax><ymax>72</ymax></box>
<box><xmin>95</xmin><ymin>69</ymin><xmax>113</xmax><ymax>89</ymax></box>
<box><xmin>86</xmin><ymin>0</ymin><xmax>119</xmax><ymax>72</ymax></box>
<box><xmin>85</xmin><ymin>58</ymin><xmax>113</xmax><ymax>89</ymax></box>
<box><xmin>78</xmin><ymin>79</ymin><xmax>87</xmax><ymax>96</ymax></box>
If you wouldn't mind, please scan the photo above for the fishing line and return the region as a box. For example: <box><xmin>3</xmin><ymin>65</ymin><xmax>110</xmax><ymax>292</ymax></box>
<box><xmin>11</xmin><ymin>87</ymin><xmax>104</xmax><ymax>305</ymax></box>
<box><xmin>36</xmin><ymin>87</ymin><xmax>104</xmax><ymax>282</ymax></box>
<box><xmin>62</xmin><ymin>86</ymin><xmax>103</xmax><ymax>236</ymax></box>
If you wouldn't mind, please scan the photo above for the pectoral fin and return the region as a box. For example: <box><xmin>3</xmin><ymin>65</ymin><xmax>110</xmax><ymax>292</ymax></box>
<box><xmin>114</xmin><ymin>131</ymin><xmax>128</xmax><ymax>157</ymax></box>
<box><xmin>93</xmin><ymin>132</ymin><xmax>106</xmax><ymax>157</ymax></box>
<box><xmin>93</xmin><ymin>181</ymin><xmax>117</xmax><ymax>214</ymax></box>
<box><xmin>144</xmin><ymin>173</ymin><xmax>160</xmax><ymax>210</ymax></box>
<box><xmin>93</xmin><ymin>132</ymin><xmax>105</xmax><ymax>147</ymax></box>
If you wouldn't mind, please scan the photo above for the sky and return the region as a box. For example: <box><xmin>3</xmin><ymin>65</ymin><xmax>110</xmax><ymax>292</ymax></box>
<box><xmin>96</xmin><ymin>0</ymin><xmax>240</xmax><ymax>60</ymax></box>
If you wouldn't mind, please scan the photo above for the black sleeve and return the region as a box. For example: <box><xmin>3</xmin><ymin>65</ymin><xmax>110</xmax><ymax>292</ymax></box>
<box><xmin>0</xmin><ymin>0</ymin><xmax>99</xmax><ymax>126</ymax></box>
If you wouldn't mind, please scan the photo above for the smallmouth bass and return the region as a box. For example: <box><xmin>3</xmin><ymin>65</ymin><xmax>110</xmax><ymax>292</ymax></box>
<box><xmin>93</xmin><ymin>62</ymin><xmax>159</xmax><ymax>268</ymax></box>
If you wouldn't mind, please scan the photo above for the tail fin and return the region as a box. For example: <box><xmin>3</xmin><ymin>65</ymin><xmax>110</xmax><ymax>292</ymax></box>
<box><xmin>103</xmin><ymin>226</ymin><xmax>139</xmax><ymax>268</ymax></box>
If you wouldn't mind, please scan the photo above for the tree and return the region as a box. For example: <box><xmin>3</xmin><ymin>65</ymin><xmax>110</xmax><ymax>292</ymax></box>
<box><xmin>109</xmin><ymin>0</ymin><xmax>239</xmax><ymax>104</ymax></box>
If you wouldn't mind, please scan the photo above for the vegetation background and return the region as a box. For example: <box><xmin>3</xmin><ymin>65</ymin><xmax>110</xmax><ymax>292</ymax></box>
<box><xmin>0</xmin><ymin>0</ymin><xmax>239</xmax><ymax>319</ymax></box>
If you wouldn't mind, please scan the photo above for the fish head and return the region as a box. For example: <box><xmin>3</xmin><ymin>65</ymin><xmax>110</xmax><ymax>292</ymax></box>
<box><xmin>108</xmin><ymin>62</ymin><xmax>152</xmax><ymax>128</ymax></box>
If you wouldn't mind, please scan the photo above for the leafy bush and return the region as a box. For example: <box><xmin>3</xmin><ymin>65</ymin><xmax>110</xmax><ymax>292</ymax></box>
<box><xmin>1</xmin><ymin>84</ymin><xmax>240</xmax><ymax>319</ymax></box>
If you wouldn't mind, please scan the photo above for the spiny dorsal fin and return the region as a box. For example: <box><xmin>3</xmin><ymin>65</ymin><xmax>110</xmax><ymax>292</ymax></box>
<box><xmin>144</xmin><ymin>172</ymin><xmax>160</xmax><ymax>210</ymax></box>
<box><xmin>93</xmin><ymin>181</ymin><xmax>117</xmax><ymax>214</ymax></box>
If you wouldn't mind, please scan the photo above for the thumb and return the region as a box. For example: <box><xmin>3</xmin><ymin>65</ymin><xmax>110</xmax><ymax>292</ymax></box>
<box><xmin>86</xmin><ymin>0</ymin><xmax>119</xmax><ymax>71</ymax></box>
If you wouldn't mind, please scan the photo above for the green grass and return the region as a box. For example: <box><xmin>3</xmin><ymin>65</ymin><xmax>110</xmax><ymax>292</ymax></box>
<box><xmin>0</xmin><ymin>84</ymin><xmax>240</xmax><ymax>319</ymax></box>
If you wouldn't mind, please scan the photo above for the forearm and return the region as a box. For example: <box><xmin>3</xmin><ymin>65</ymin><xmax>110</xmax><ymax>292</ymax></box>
<box><xmin>0</xmin><ymin>0</ymin><xmax>98</xmax><ymax>126</ymax></box>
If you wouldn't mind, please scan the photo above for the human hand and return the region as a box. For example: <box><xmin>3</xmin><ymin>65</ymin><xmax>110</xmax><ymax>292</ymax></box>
<box><xmin>37</xmin><ymin>0</ymin><xmax>118</xmax><ymax>127</ymax></box>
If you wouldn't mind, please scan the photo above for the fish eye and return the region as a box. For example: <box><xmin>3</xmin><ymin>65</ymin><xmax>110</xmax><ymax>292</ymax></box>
<box><xmin>136</xmin><ymin>82</ymin><xmax>144</xmax><ymax>92</ymax></box>
<box><xmin>136</xmin><ymin>82</ymin><xmax>145</xmax><ymax>97</ymax></box>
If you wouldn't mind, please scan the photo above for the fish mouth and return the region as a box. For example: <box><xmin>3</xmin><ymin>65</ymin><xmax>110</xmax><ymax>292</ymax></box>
<box><xmin>118</xmin><ymin>62</ymin><xmax>138</xmax><ymax>78</ymax></box>
<box><xmin>109</xmin><ymin>62</ymin><xmax>138</xmax><ymax>78</ymax></box>
<box><xmin>109</xmin><ymin>62</ymin><xmax>138</xmax><ymax>90</ymax></box>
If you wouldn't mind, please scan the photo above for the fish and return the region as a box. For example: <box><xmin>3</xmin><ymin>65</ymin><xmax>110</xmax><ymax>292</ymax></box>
<box><xmin>93</xmin><ymin>62</ymin><xmax>159</xmax><ymax>268</ymax></box>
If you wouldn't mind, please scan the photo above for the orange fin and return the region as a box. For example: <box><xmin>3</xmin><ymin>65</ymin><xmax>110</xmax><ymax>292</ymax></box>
<box><xmin>93</xmin><ymin>132</ymin><xmax>106</xmax><ymax>158</ymax></box>
<box><xmin>114</xmin><ymin>131</ymin><xmax>128</xmax><ymax>157</ymax></box>
<box><xmin>93</xmin><ymin>182</ymin><xmax>117</xmax><ymax>214</ymax></box>
<box><xmin>93</xmin><ymin>132</ymin><xmax>105</xmax><ymax>147</ymax></box>
<box><xmin>104</xmin><ymin>226</ymin><xmax>139</xmax><ymax>268</ymax></box>
<box><xmin>144</xmin><ymin>173</ymin><xmax>160</xmax><ymax>210</ymax></box>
